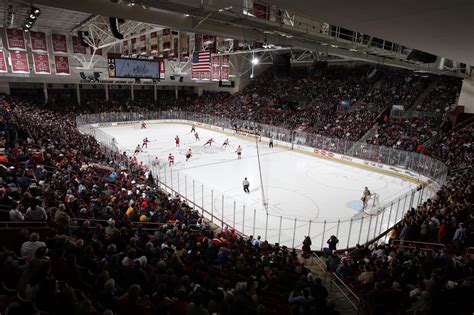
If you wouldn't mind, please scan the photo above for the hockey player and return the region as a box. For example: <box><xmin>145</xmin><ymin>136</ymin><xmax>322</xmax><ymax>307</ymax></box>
<box><xmin>221</xmin><ymin>138</ymin><xmax>230</xmax><ymax>148</ymax></box>
<box><xmin>361</xmin><ymin>187</ymin><xmax>372</xmax><ymax>209</ymax></box>
<box><xmin>142</xmin><ymin>137</ymin><xmax>150</xmax><ymax>148</ymax></box>
<box><xmin>141</xmin><ymin>121</ymin><xmax>147</xmax><ymax>129</ymax></box>
<box><xmin>185</xmin><ymin>148</ymin><xmax>193</xmax><ymax>162</ymax></box>
<box><xmin>194</xmin><ymin>132</ymin><xmax>200</xmax><ymax>141</ymax></box>
<box><xmin>242</xmin><ymin>177</ymin><xmax>250</xmax><ymax>193</ymax></box>
<box><xmin>133</xmin><ymin>144</ymin><xmax>141</xmax><ymax>156</ymax></box>
<box><xmin>168</xmin><ymin>153</ymin><xmax>175</xmax><ymax>166</ymax></box>
<box><xmin>235</xmin><ymin>145</ymin><xmax>242</xmax><ymax>159</ymax></box>
<box><xmin>152</xmin><ymin>156</ymin><xmax>161</xmax><ymax>167</ymax></box>
<box><xmin>203</xmin><ymin>138</ymin><xmax>214</xmax><ymax>146</ymax></box>
<box><xmin>190</xmin><ymin>124</ymin><xmax>196</xmax><ymax>133</ymax></box>
<box><xmin>269</xmin><ymin>137</ymin><xmax>274</xmax><ymax>148</ymax></box>
<box><xmin>175</xmin><ymin>135</ymin><xmax>180</xmax><ymax>147</ymax></box>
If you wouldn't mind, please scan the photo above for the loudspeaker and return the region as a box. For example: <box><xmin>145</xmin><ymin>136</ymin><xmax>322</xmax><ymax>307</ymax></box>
<box><xmin>171</xmin><ymin>30</ymin><xmax>178</xmax><ymax>36</ymax></box>
<box><xmin>77</xmin><ymin>31</ymin><xmax>89</xmax><ymax>47</ymax></box>
<box><xmin>179</xmin><ymin>76</ymin><xmax>184</xmax><ymax>82</ymax></box>
<box><xmin>79</xmin><ymin>72</ymin><xmax>87</xmax><ymax>80</ymax></box>
<box><xmin>109</xmin><ymin>17</ymin><xmax>124</xmax><ymax>40</ymax></box>
<box><xmin>170</xmin><ymin>75</ymin><xmax>175</xmax><ymax>80</ymax></box>
<box><xmin>407</xmin><ymin>50</ymin><xmax>437</xmax><ymax>64</ymax></box>
<box><xmin>273</xmin><ymin>53</ymin><xmax>291</xmax><ymax>81</ymax></box>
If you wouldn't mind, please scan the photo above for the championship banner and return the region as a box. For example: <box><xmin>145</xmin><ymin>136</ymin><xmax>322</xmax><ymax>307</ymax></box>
<box><xmin>51</xmin><ymin>34</ymin><xmax>68</xmax><ymax>53</ymax></box>
<box><xmin>90</xmin><ymin>47</ymin><xmax>102</xmax><ymax>56</ymax></box>
<box><xmin>131</xmin><ymin>37</ymin><xmax>138</xmax><ymax>54</ymax></box>
<box><xmin>30</xmin><ymin>31</ymin><xmax>48</xmax><ymax>52</ymax></box>
<box><xmin>162</xmin><ymin>28</ymin><xmax>171</xmax><ymax>59</ymax></box>
<box><xmin>211</xmin><ymin>55</ymin><xmax>220</xmax><ymax>81</ymax></box>
<box><xmin>150</xmin><ymin>32</ymin><xmax>158</xmax><ymax>54</ymax></box>
<box><xmin>10</xmin><ymin>51</ymin><xmax>29</xmax><ymax>73</ymax></box>
<box><xmin>5</xmin><ymin>29</ymin><xmax>26</xmax><ymax>50</ymax></box>
<box><xmin>140</xmin><ymin>34</ymin><xmax>147</xmax><ymax>54</ymax></box>
<box><xmin>122</xmin><ymin>39</ymin><xmax>129</xmax><ymax>54</ymax></box>
<box><xmin>221</xmin><ymin>55</ymin><xmax>230</xmax><ymax>81</ymax></box>
<box><xmin>0</xmin><ymin>51</ymin><xmax>7</xmax><ymax>73</ymax></box>
<box><xmin>32</xmin><ymin>53</ymin><xmax>51</xmax><ymax>74</ymax></box>
<box><xmin>179</xmin><ymin>32</ymin><xmax>189</xmax><ymax>59</ymax></box>
<box><xmin>72</xmin><ymin>36</ymin><xmax>87</xmax><ymax>54</ymax></box>
<box><xmin>54</xmin><ymin>55</ymin><xmax>70</xmax><ymax>75</ymax></box>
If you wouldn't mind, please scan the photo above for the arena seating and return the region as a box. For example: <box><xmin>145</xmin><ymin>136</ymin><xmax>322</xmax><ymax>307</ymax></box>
<box><xmin>1</xmin><ymin>63</ymin><xmax>472</xmax><ymax>314</ymax></box>
<box><xmin>0</xmin><ymin>98</ymin><xmax>336</xmax><ymax>314</ymax></box>
<box><xmin>325</xmin><ymin>171</ymin><xmax>473</xmax><ymax>314</ymax></box>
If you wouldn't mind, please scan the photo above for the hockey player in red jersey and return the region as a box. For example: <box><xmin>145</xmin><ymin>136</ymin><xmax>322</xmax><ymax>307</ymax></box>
<box><xmin>175</xmin><ymin>135</ymin><xmax>180</xmax><ymax>147</ymax></box>
<box><xmin>141</xmin><ymin>121</ymin><xmax>147</xmax><ymax>129</ymax></box>
<box><xmin>168</xmin><ymin>153</ymin><xmax>175</xmax><ymax>166</ymax></box>
<box><xmin>194</xmin><ymin>132</ymin><xmax>200</xmax><ymax>141</ymax></box>
<box><xmin>142</xmin><ymin>137</ymin><xmax>150</xmax><ymax>148</ymax></box>
<box><xmin>203</xmin><ymin>138</ymin><xmax>214</xmax><ymax>146</ymax></box>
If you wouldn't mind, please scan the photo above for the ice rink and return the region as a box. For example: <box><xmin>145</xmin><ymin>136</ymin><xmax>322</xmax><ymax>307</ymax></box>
<box><xmin>100</xmin><ymin>122</ymin><xmax>423</xmax><ymax>248</ymax></box>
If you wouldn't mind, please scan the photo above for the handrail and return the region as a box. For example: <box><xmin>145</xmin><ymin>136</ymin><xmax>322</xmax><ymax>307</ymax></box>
<box><xmin>392</xmin><ymin>239</ymin><xmax>446</xmax><ymax>249</ymax></box>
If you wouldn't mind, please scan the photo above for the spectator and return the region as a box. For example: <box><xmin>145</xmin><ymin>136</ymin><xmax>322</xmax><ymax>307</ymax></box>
<box><xmin>20</xmin><ymin>232</ymin><xmax>47</xmax><ymax>261</ymax></box>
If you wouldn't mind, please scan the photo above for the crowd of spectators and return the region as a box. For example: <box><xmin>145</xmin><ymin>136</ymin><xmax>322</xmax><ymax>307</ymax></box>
<box><xmin>0</xmin><ymin>97</ymin><xmax>338</xmax><ymax>315</ymax></box>
<box><xmin>366</xmin><ymin>117</ymin><xmax>438</xmax><ymax>153</ymax></box>
<box><xmin>416</xmin><ymin>76</ymin><xmax>462</xmax><ymax>113</ymax></box>
<box><xmin>429</xmin><ymin>122</ymin><xmax>474</xmax><ymax>169</ymax></box>
<box><xmin>326</xmin><ymin>172</ymin><xmax>473</xmax><ymax>314</ymax></box>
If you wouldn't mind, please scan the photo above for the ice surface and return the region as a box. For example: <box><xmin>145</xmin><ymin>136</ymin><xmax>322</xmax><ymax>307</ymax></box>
<box><xmin>101</xmin><ymin>122</ymin><xmax>423</xmax><ymax>249</ymax></box>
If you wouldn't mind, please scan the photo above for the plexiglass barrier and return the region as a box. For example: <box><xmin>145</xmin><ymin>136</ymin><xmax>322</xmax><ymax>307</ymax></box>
<box><xmin>77</xmin><ymin>111</ymin><xmax>447</xmax><ymax>249</ymax></box>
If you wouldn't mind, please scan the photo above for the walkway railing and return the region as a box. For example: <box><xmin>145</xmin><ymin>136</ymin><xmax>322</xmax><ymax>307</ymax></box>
<box><xmin>76</xmin><ymin>111</ymin><xmax>447</xmax><ymax>250</ymax></box>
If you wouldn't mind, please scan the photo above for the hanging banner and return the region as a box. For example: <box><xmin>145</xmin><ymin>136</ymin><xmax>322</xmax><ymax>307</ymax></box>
<box><xmin>30</xmin><ymin>31</ymin><xmax>48</xmax><ymax>52</ymax></box>
<box><xmin>179</xmin><ymin>32</ymin><xmax>189</xmax><ymax>59</ymax></box>
<box><xmin>32</xmin><ymin>53</ymin><xmax>51</xmax><ymax>74</ymax></box>
<box><xmin>140</xmin><ymin>34</ymin><xmax>147</xmax><ymax>54</ymax></box>
<box><xmin>122</xmin><ymin>39</ymin><xmax>129</xmax><ymax>55</ymax></box>
<box><xmin>211</xmin><ymin>55</ymin><xmax>220</xmax><ymax>81</ymax></box>
<box><xmin>54</xmin><ymin>55</ymin><xmax>70</xmax><ymax>75</ymax></box>
<box><xmin>90</xmin><ymin>47</ymin><xmax>102</xmax><ymax>56</ymax></box>
<box><xmin>10</xmin><ymin>51</ymin><xmax>29</xmax><ymax>73</ymax></box>
<box><xmin>221</xmin><ymin>55</ymin><xmax>230</xmax><ymax>81</ymax></box>
<box><xmin>72</xmin><ymin>36</ymin><xmax>87</xmax><ymax>54</ymax></box>
<box><xmin>6</xmin><ymin>29</ymin><xmax>26</xmax><ymax>50</ymax></box>
<box><xmin>0</xmin><ymin>51</ymin><xmax>7</xmax><ymax>73</ymax></box>
<box><xmin>131</xmin><ymin>37</ymin><xmax>138</xmax><ymax>54</ymax></box>
<box><xmin>51</xmin><ymin>34</ymin><xmax>68</xmax><ymax>53</ymax></box>
<box><xmin>150</xmin><ymin>32</ymin><xmax>158</xmax><ymax>54</ymax></box>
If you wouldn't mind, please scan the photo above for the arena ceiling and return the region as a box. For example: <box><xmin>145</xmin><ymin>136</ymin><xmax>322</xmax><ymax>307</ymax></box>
<box><xmin>266</xmin><ymin>0</ymin><xmax>474</xmax><ymax>66</ymax></box>
<box><xmin>1</xmin><ymin>0</ymin><xmax>471</xmax><ymax>77</ymax></box>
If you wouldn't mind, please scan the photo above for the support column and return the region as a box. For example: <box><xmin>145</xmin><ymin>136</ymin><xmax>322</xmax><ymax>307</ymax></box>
<box><xmin>175</xmin><ymin>85</ymin><xmax>178</xmax><ymax>100</ymax></box>
<box><xmin>131</xmin><ymin>85</ymin><xmax>135</xmax><ymax>101</ymax></box>
<box><xmin>154</xmin><ymin>84</ymin><xmax>157</xmax><ymax>102</ymax></box>
<box><xmin>76</xmin><ymin>84</ymin><xmax>81</xmax><ymax>105</ymax></box>
<box><xmin>105</xmin><ymin>84</ymin><xmax>109</xmax><ymax>101</ymax></box>
<box><xmin>42</xmin><ymin>83</ymin><xmax>48</xmax><ymax>103</ymax></box>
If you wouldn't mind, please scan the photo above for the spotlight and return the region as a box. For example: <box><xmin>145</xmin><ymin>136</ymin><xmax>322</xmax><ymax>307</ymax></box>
<box><xmin>29</xmin><ymin>14</ymin><xmax>37</xmax><ymax>19</ymax></box>
<box><xmin>31</xmin><ymin>7</ymin><xmax>41</xmax><ymax>15</ymax></box>
<box><xmin>251</xmin><ymin>57</ymin><xmax>259</xmax><ymax>65</ymax></box>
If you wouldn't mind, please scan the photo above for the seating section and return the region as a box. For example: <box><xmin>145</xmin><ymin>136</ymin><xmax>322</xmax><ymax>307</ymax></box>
<box><xmin>0</xmin><ymin>99</ymin><xmax>333</xmax><ymax>315</ymax></box>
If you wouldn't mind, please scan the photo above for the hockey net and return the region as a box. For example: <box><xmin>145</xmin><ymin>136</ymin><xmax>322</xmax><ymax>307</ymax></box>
<box><xmin>363</xmin><ymin>193</ymin><xmax>382</xmax><ymax>216</ymax></box>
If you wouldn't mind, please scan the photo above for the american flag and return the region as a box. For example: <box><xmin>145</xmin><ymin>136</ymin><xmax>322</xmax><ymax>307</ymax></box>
<box><xmin>192</xmin><ymin>51</ymin><xmax>211</xmax><ymax>73</ymax></box>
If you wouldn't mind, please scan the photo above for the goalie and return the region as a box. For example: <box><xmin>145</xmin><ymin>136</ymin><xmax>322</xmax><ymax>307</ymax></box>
<box><xmin>361</xmin><ymin>187</ymin><xmax>372</xmax><ymax>209</ymax></box>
